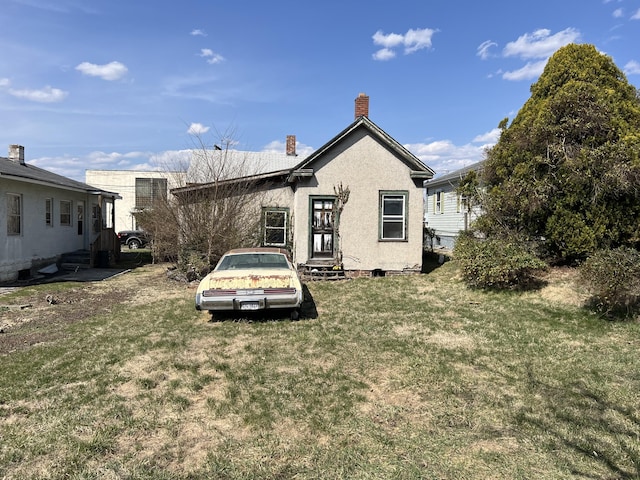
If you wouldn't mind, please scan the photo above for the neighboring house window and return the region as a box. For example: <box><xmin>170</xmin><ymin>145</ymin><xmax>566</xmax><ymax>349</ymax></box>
<box><xmin>45</xmin><ymin>198</ymin><xmax>53</xmax><ymax>226</ymax></box>
<box><xmin>60</xmin><ymin>200</ymin><xmax>72</xmax><ymax>226</ymax></box>
<box><xmin>434</xmin><ymin>190</ymin><xmax>443</xmax><ymax>214</ymax></box>
<box><xmin>7</xmin><ymin>193</ymin><xmax>21</xmax><ymax>235</ymax></box>
<box><xmin>135</xmin><ymin>177</ymin><xmax>167</xmax><ymax>209</ymax></box>
<box><xmin>380</xmin><ymin>191</ymin><xmax>408</xmax><ymax>241</ymax></box>
<box><xmin>263</xmin><ymin>208</ymin><xmax>289</xmax><ymax>246</ymax></box>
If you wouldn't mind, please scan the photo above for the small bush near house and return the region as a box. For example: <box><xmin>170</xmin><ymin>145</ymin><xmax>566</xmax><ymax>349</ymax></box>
<box><xmin>579</xmin><ymin>247</ymin><xmax>640</xmax><ymax>319</ymax></box>
<box><xmin>454</xmin><ymin>232</ymin><xmax>547</xmax><ymax>289</ymax></box>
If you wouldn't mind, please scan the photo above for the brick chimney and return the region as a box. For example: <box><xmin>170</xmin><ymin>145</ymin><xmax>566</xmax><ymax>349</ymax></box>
<box><xmin>286</xmin><ymin>135</ymin><xmax>296</xmax><ymax>156</ymax></box>
<box><xmin>8</xmin><ymin>145</ymin><xmax>25</xmax><ymax>165</ymax></box>
<box><xmin>354</xmin><ymin>92</ymin><xmax>369</xmax><ymax>119</ymax></box>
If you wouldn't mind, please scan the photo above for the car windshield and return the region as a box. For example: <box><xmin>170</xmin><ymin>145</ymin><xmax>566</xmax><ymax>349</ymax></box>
<box><xmin>216</xmin><ymin>253</ymin><xmax>290</xmax><ymax>271</ymax></box>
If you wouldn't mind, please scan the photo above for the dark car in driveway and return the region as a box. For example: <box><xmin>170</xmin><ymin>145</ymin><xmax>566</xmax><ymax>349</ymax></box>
<box><xmin>117</xmin><ymin>230</ymin><xmax>151</xmax><ymax>249</ymax></box>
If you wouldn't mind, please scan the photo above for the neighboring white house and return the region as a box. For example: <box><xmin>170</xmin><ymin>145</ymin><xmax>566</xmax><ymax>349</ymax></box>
<box><xmin>424</xmin><ymin>161</ymin><xmax>484</xmax><ymax>250</ymax></box>
<box><xmin>85</xmin><ymin>170</ymin><xmax>185</xmax><ymax>234</ymax></box>
<box><xmin>173</xmin><ymin>93</ymin><xmax>436</xmax><ymax>276</ymax></box>
<box><xmin>0</xmin><ymin>145</ymin><xmax>121</xmax><ymax>282</ymax></box>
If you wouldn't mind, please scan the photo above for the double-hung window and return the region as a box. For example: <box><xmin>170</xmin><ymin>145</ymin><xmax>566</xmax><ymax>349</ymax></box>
<box><xmin>434</xmin><ymin>190</ymin><xmax>443</xmax><ymax>214</ymax></box>
<box><xmin>45</xmin><ymin>198</ymin><xmax>53</xmax><ymax>226</ymax></box>
<box><xmin>380</xmin><ymin>191</ymin><xmax>408</xmax><ymax>241</ymax></box>
<box><xmin>263</xmin><ymin>208</ymin><xmax>288</xmax><ymax>247</ymax></box>
<box><xmin>60</xmin><ymin>200</ymin><xmax>72</xmax><ymax>226</ymax></box>
<box><xmin>7</xmin><ymin>193</ymin><xmax>21</xmax><ymax>235</ymax></box>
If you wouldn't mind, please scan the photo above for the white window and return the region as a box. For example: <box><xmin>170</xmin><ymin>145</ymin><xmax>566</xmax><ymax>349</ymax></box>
<box><xmin>60</xmin><ymin>200</ymin><xmax>72</xmax><ymax>226</ymax></box>
<box><xmin>263</xmin><ymin>208</ymin><xmax>288</xmax><ymax>246</ymax></box>
<box><xmin>45</xmin><ymin>198</ymin><xmax>53</xmax><ymax>226</ymax></box>
<box><xmin>7</xmin><ymin>193</ymin><xmax>21</xmax><ymax>235</ymax></box>
<box><xmin>435</xmin><ymin>190</ymin><xmax>443</xmax><ymax>214</ymax></box>
<box><xmin>380</xmin><ymin>191</ymin><xmax>408</xmax><ymax>241</ymax></box>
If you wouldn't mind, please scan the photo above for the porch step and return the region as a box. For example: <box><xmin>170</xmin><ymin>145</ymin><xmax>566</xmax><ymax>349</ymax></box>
<box><xmin>60</xmin><ymin>250</ymin><xmax>91</xmax><ymax>271</ymax></box>
<box><xmin>298</xmin><ymin>264</ymin><xmax>346</xmax><ymax>281</ymax></box>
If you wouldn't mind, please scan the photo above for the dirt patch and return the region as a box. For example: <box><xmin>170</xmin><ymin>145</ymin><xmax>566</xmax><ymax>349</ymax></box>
<box><xmin>0</xmin><ymin>263</ymin><xmax>189</xmax><ymax>355</ymax></box>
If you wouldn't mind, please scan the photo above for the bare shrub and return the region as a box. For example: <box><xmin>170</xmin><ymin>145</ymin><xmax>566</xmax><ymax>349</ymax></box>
<box><xmin>579</xmin><ymin>247</ymin><xmax>640</xmax><ymax>319</ymax></box>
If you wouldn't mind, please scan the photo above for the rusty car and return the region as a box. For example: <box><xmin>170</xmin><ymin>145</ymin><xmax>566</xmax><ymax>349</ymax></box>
<box><xmin>195</xmin><ymin>248</ymin><xmax>303</xmax><ymax>320</ymax></box>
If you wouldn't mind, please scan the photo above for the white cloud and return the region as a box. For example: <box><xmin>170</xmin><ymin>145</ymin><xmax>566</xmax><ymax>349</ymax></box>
<box><xmin>473</xmin><ymin>128</ymin><xmax>501</xmax><ymax>143</ymax></box>
<box><xmin>497</xmin><ymin>28</ymin><xmax>580</xmax><ymax>81</ymax></box>
<box><xmin>262</xmin><ymin>139</ymin><xmax>314</xmax><ymax>158</ymax></box>
<box><xmin>403</xmin><ymin>28</ymin><xmax>437</xmax><ymax>54</ymax></box>
<box><xmin>372</xmin><ymin>48</ymin><xmax>396</xmax><ymax>61</ymax></box>
<box><xmin>612</xmin><ymin>8</ymin><xmax>624</xmax><ymax>18</ymax></box>
<box><xmin>624</xmin><ymin>60</ymin><xmax>640</xmax><ymax>75</ymax></box>
<box><xmin>372</xmin><ymin>27</ymin><xmax>437</xmax><ymax>61</ymax></box>
<box><xmin>503</xmin><ymin>28</ymin><xmax>580</xmax><ymax>59</ymax></box>
<box><xmin>31</xmin><ymin>150</ymin><xmax>185</xmax><ymax>181</ymax></box>
<box><xmin>405</xmin><ymin>130</ymin><xmax>497</xmax><ymax>175</ymax></box>
<box><xmin>191</xmin><ymin>29</ymin><xmax>207</xmax><ymax>36</ymax></box>
<box><xmin>477</xmin><ymin>40</ymin><xmax>498</xmax><ymax>60</ymax></box>
<box><xmin>8</xmin><ymin>85</ymin><xmax>68</xmax><ymax>102</ymax></box>
<box><xmin>502</xmin><ymin>59</ymin><xmax>548</xmax><ymax>81</ymax></box>
<box><xmin>0</xmin><ymin>78</ymin><xmax>10</xmax><ymax>88</ymax></box>
<box><xmin>187</xmin><ymin>123</ymin><xmax>210</xmax><ymax>135</ymax></box>
<box><xmin>199</xmin><ymin>48</ymin><xmax>225</xmax><ymax>64</ymax></box>
<box><xmin>372</xmin><ymin>30</ymin><xmax>405</xmax><ymax>48</ymax></box>
<box><xmin>632</xmin><ymin>8</ymin><xmax>640</xmax><ymax>19</ymax></box>
<box><xmin>75</xmin><ymin>61</ymin><xmax>128</xmax><ymax>81</ymax></box>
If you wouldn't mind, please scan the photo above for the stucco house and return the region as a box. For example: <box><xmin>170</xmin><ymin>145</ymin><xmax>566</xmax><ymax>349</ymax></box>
<box><xmin>0</xmin><ymin>145</ymin><xmax>121</xmax><ymax>282</ymax></box>
<box><xmin>85</xmin><ymin>169</ymin><xmax>185</xmax><ymax>234</ymax></box>
<box><xmin>172</xmin><ymin>94</ymin><xmax>435</xmax><ymax>276</ymax></box>
<box><xmin>424</xmin><ymin>160</ymin><xmax>484</xmax><ymax>249</ymax></box>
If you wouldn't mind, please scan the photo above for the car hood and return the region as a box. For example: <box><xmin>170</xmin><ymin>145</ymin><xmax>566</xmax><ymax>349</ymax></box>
<box><xmin>202</xmin><ymin>269</ymin><xmax>299</xmax><ymax>290</ymax></box>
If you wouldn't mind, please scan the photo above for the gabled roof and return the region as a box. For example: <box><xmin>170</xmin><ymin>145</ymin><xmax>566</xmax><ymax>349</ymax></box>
<box><xmin>172</xmin><ymin>115</ymin><xmax>436</xmax><ymax>196</ymax></box>
<box><xmin>0</xmin><ymin>156</ymin><xmax>120</xmax><ymax>197</ymax></box>
<box><xmin>289</xmin><ymin>116</ymin><xmax>435</xmax><ymax>181</ymax></box>
<box><xmin>425</xmin><ymin>160</ymin><xmax>484</xmax><ymax>188</ymax></box>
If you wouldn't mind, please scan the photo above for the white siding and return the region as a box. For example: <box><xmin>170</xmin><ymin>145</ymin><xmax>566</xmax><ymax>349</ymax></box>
<box><xmin>0</xmin><ymin>179</ymin><xmax>94</xmax><ymax>281</ymax></box>
<box><xmin>86</xmin><ymin>170</ymin><xmax>184</xmax><ymax>233</ymax></box>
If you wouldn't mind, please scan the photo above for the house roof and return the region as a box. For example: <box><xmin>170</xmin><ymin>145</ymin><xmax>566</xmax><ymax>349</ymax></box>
<box><xmin>0</xmin><ymin>156</ymin><xmax>121</xmax><ymax>197</ymax></box>
<box><xmin>172</xmin><ymin>115</ymin><xmax>435</xmax><ymax>195</ymax></box>
<box><xmin>186</xmin><ymin>149</ymin><xmax>301</xmax><ymax>185</ymax></box>
<box><xmin>289</xmin><ymin>116</ymin><xmax>435</xmax><ymax>181</ymax></box>
<box><xmin>425</xmin><ymin>160</ymin><xmax>484</xmax><ymax>188</ymax></box>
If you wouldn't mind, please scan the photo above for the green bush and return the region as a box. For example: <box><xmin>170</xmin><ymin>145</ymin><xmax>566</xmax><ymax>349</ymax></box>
<box><xmin>579</xmin><ymin>247</ymin><xmax>640</xmax><ymax>319</ymax></box>
<box><xmin>454</xmin><ymin>233</ymin><xmax>547</xmax><ymax>289</ymax></box>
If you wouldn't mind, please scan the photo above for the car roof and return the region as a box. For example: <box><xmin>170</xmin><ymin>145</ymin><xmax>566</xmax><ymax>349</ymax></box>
<box><xmin>224</xmin><ymin>247</ymin><xmax>289</xmax><ymax>255</ymax></box>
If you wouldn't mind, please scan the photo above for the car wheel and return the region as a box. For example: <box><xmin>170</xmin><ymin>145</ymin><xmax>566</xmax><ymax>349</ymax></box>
<box><xmin>290</xmin><ymin>309</ymin><xmax>300</xmax><ymax>321</ymax></box>
<box><xmin>128</xmin><ymin>239</ymin><xmax>141</xmax><ymax>249</ymax></box>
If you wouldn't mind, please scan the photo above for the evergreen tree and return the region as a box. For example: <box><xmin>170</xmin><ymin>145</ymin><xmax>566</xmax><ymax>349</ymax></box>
<box><xmin>479</xmin><ymin>44</ymin><xmax>640</xmax><ymax>262</ymax></box>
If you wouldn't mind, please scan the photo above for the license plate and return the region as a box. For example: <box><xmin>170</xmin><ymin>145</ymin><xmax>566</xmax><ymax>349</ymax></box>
<box><xmin>240</xmin><ymin>302</ymin><xmax>260</xmax><ymax>311</ymax></box>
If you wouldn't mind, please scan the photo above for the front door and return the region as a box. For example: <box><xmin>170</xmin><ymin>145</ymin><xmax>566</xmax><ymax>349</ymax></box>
<box><xmin>311</xmin><ymin>198</ymin><xmax>335</xmax><ymax>259</ymax></box>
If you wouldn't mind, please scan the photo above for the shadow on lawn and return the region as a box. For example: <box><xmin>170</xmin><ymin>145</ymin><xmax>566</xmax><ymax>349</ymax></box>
<box><xmin>422</xmin><ymin>250</ymin><xmax>451</xmax><ymax>274</ymax></box>
<box><xmin>482</xmin><ymin>359</ymin><xmax>640</xmax><ymax>478</ymax></box>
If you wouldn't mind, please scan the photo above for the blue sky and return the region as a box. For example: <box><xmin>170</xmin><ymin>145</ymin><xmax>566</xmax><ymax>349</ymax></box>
<box><xmin>1</xmin><ymin>0</ymin><xmax>639</xmax><ymax>181</ymax></box>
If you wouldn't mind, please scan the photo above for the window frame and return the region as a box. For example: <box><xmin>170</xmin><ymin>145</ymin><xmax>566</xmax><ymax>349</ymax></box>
<box><xmin>262</xmin><ymin>207</ymin><xmax>289</xmax><ymax>247</ymax></box>
<box><xmin>7</xmin><ymin>193</ymin><xmax>22</xmax><ymax>236</ymax></box>
<box><xmin>60</xmin><ymin>200</ymin><xmax>72</xmax><ymax>226</ymax></box>
<box><xmin>45</xmin><ymin>198</ymin><xmax>53</xmax><ymax>226</ymax></box>
<box><xmin>434</xmin><ymin>190</ymin><xmax>443</xmax><ymax>214</ymax></box>
<box><xmin>135</xmin><ymin>177</ymin><xmax>168</xmax><ymax>210</ymax></box>
<box><xmin>379</xmin><ymin>190</ymin><xmax>408</xmax><ymax>242</ymax></box>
